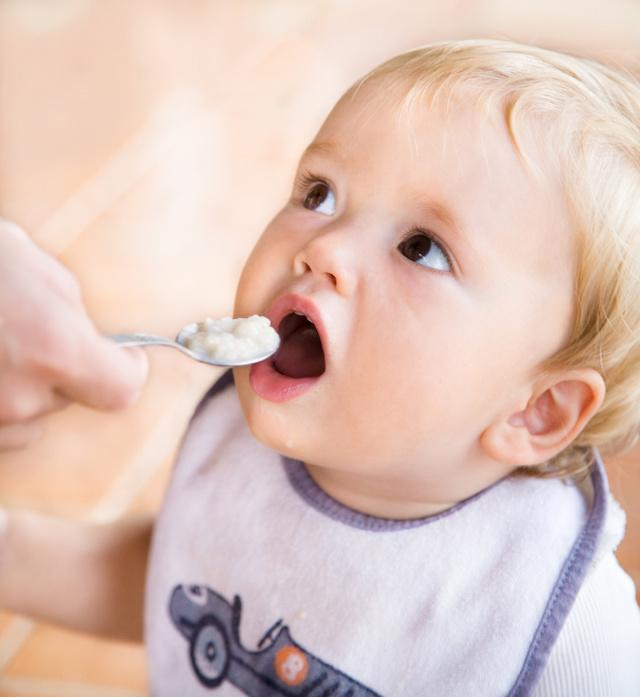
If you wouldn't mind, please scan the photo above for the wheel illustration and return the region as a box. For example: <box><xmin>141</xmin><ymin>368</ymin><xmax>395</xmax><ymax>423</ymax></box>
<box><xmin>189</xmin><ymin>615</ymin><xmax>230</xmax><ymax>688</ymax></box>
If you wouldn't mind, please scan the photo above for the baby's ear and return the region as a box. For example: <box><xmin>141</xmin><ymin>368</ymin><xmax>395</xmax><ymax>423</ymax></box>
<box><xmin>479</xmin><ymin>369</ymin><xmax>605</xmax><ymax>467</ymax></box>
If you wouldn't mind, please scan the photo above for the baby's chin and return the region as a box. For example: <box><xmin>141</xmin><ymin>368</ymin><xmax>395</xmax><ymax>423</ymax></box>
<box><xmin>233</xmin><ymin>367</ymin><xmax>299</xmax><ymax>454</ymax></box>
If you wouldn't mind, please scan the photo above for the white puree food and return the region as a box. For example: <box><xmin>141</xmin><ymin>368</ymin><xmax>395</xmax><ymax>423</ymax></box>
<box><xmin>183</xmin><ymin>315</ymin><xmax>279</xmax><ymax>362</ymax></box>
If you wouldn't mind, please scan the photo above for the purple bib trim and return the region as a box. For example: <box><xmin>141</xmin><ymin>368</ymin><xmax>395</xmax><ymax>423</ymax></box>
<box><xmin>281</xmin><ymin>456</ymin><xmax>504</xmax><ymax>532</ymax></box>
<box><xmin>506</xmin><ymin>451</ymin><xmax>607</xmax><ymax>696</ymax></box>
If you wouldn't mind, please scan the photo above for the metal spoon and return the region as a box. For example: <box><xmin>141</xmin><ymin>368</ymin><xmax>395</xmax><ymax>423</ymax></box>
<box><xmin>109</xmin><ymin>322</ymin><xmax>280</xmax><ymax>367</ymax></box>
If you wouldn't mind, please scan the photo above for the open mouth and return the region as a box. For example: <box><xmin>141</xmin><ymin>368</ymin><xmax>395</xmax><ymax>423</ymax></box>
<box><xmin>273</xmin><ymin>312</ymin><xmax>325</xmax><ymax>378</ymax></box>
<box><xmin>249</xmin><ymin>294</ymin><xmax>327</xmax><ymax>403</ymax></box>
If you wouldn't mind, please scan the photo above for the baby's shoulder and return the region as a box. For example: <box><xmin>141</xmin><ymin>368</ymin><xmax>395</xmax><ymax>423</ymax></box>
<box><xmin>534</xmin><ymin>546</ymin><xmax>640</xmax><ymax>696</ymax></box>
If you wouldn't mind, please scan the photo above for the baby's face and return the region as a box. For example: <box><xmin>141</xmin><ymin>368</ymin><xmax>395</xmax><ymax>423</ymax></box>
<box><xmin>234</xmin><ymin>83</ymin><xmax>575</xmax><ymax>508</ymax></box>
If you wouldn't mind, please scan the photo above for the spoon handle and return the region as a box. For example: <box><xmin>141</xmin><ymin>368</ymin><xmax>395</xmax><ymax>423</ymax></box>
<box><xmin>108</xmin><ymin>333</ymin><xmax>177</xmax><ymax>348</ymax></box>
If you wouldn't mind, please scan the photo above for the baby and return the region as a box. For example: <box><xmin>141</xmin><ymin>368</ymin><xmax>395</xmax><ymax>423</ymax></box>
<box><xmin>2</xmin><ymin>39</ymin><xmax>640</xmax><ymax>696</ymax></box>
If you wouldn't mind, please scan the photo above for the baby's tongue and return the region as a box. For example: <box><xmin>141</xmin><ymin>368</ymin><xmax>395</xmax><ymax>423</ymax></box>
<box><xmin>274</xmin><ymin>324</ymin><xmax>325</xmax><ymax>378</ymax></box>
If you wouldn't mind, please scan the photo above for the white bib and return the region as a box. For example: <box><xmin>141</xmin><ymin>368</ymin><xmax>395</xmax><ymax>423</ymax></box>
<box><xmin>145</xmin><ymin>374</ymin><xmax>605</xmax><ymax>696</ymax></box>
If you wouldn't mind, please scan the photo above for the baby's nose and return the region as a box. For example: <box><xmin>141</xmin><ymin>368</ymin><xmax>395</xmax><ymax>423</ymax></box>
<box><xmin>292</xmin><ymin>230</ymin><xmax>357</xmax><ymax>296</ymax></box>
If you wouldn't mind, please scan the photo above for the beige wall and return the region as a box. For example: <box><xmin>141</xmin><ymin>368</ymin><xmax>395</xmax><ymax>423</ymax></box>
<box><xmin>0</xmin><ymin>1</ymin><xmax>638</xmax><ymax>692</ymax></box>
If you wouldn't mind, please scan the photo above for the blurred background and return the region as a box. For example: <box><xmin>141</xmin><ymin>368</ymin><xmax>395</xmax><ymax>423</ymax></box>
<box><xmin>0</xmin><ymin>0</ymin><xmax>638</xmax><ymax>694</ymax></box>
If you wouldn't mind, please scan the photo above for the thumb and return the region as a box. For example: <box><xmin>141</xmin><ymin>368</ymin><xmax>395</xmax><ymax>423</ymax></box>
<box><xmin>58</xmin><ymin>334</ymin><xmax>149</xmax><ymax>411</ymax></box>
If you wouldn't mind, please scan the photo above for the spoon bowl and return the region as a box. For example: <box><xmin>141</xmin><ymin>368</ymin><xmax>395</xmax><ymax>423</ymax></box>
<box><xmin>110</xmin><ymin>321</ymin><xmax>280</xmax><ymax>367</ymax></box>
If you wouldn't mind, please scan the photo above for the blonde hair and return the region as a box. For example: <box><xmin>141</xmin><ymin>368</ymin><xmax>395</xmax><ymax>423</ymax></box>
<box><xmin>348</xmin><ymin>39</ymin><xmax>640</xmax><ymax>478</ymax></box>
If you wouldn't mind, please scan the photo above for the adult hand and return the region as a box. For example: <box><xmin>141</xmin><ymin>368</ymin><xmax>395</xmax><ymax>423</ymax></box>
<box><xmin>0</xmin><ymin>219</ymin><xmax>148</xmax><ymax>451</ymax></box>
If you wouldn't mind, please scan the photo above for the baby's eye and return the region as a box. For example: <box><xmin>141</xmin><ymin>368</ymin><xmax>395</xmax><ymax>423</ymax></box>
<box><xmin>397</xmin><ymin>231</ymin><xmax>452</xmax><ymax>272</ymax></box>
<box><xmin>303</xmin><ymin>181</ymin><xmax>336</xmax><ymax>216</ymax></box>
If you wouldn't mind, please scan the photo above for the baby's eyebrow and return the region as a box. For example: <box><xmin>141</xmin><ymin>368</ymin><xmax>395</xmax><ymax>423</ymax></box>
<box><xmin>423</xmin><ymin>200</ymin><xmax>464</xmax><ymax>237</ymax></box>
<box><xmin>300</xmin><ymin>140</ymin><xmax>344</xmax><ymax>163</ymax></box>
<box><xmin>303</xmin><ymin>142</ymin><xmax>464</xmax><ymax>233</ymax></box>
<box><xmin>418</xmin><ymin>198</ymin><xmax>478</xmax><ymax>266</ymax></box>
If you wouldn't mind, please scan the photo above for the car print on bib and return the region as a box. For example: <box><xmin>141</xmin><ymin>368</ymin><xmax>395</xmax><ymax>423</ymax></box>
<box><xmin>168</xmin><ymin>584</ymin><xmax>382</xmax><ymax>696</ymax></box>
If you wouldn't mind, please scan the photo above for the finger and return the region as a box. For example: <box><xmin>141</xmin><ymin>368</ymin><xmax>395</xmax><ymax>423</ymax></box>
<box><xmin>0</xmin><ymin>420</ymin><xmax>44</xmax><ymax>451</ymax></box>
<box><xmin>48</xmin><ymin>392</ymin><xmax>71</xmax><ymax>415</ymax></box>
<box><xmin>0</xmin><ymin>376</ymin><xmax>45</xmax><ymax>424</ymax></box>
<box><xmin>0</xmin><ymin>374</ymin><xmax>67</xmax><ymax>424</ymax></box>
<box><xmin>57</xmin><ymin>332</ymin><xmax>149</xmax><ymax>411</ymax></box>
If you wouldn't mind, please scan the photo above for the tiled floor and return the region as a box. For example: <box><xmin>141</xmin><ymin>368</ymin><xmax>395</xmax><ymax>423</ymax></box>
<box><xmin>0</xmin><ymin>1</ymin><xmax>638</xmax><ymax>693</ymax></box>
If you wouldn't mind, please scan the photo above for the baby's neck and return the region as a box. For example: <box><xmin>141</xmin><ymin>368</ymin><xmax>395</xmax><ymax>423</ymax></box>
<box><xmin>304</xmin><ymin>463</ymin><xmax>458</xmax><ymax>520</ymax></box>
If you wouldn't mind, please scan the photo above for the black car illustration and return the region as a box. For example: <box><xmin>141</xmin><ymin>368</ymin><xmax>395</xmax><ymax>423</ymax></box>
<box><xmin>168</xmin><ymin>584</ymin><xmax>382</xmax><ymax>696</ymax></box>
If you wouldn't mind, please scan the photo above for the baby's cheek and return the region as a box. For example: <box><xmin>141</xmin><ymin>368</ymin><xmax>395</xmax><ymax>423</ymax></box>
<box><xmin>235</xmin><ymin>375</ymin><xmax>283</xmax><ymax>449</ymax></box>
<box><xmin>234</xmin><ymin>259</ymin><xmax>267</xmax><ymax>314</ymax></box>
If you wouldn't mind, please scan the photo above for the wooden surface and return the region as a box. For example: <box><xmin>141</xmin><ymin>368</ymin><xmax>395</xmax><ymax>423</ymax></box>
<box><xmin>0</xmin><ymin>1</ymin><xmax>638</xmax><ymax>693</ymax></box>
